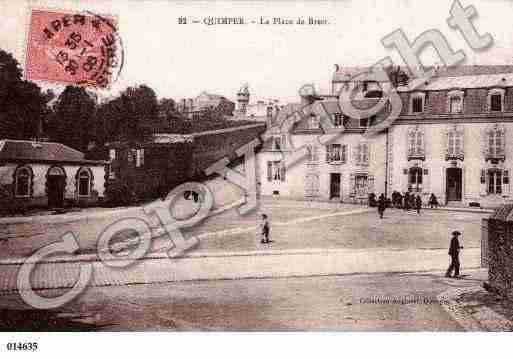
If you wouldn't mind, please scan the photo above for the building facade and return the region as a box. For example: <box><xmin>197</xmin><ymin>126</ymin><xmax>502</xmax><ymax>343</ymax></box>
<box><xmin>0</xmin><ymin>140</ymin><xmax>107</xmax><ymax>213</ymax></box>
<box><xmin>232</xmin><ymin>84</ymin><xmax>282</xmax><ymax>122</ymax></box>
<box><xmin>177</xmin><ymin>91</ymin><xmax>235</xmax><ymax>120</ymax></box>
<box><xmin>106</xmin><ymin>123</ymin><xmax>266</xmax><ymax>201</ymax></box>
<box><xmin>257</xmin><ymin>65</ymin><xmax>513</xmax><ymax>208</ymax></box>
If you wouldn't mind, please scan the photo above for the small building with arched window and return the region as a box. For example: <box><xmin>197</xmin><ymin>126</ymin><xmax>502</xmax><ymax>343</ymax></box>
<box><xmin>0</xmin><ymin>140</ymin><xmax>107</xmax><ymax>212</ymax></box>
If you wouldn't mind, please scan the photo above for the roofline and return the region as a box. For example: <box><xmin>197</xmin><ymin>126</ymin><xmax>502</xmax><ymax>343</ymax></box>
<box><xmin>0</xmin><ymin>158</ymin><xmax>108</xmax><ymax>166</ymax></box>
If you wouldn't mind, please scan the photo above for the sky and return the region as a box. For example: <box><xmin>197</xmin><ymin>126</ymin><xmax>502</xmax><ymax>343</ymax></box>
<box><xmin>1</xmin><ymin>0</ymin><xmax>513</xmax><ymax>104</ymax></box>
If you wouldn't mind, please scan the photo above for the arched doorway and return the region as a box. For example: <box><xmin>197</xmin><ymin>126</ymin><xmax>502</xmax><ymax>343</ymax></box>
<box><xmin>47</xmin><ymin>166</ymin><xmax>66</xmax><ymax>208</ymax></box>
<box><xmin>446</xmin><ymin>168</ymin><xmax>462</xmax><ymax>202</ymax></box>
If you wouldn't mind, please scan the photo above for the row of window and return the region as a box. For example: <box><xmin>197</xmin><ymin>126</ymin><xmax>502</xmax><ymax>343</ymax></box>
<box><xmin>303</xmin><ymin>114</ymin><xmax>375</xmax><ymax>130</ymax></box>
<box><xmin>14</xmin><ymin>166</ymin><xmax>93</xmax><ymax>198</ymax></box>
<box><xmin>323</xmin><ymin>144</ymin><xmax>369</xmax><ymax>164</ymax></box>
<box><xmin>408</xmin><ymin>127</ymin><xmax>505</xmax><ymax>159</ymax></box>
<box><xmin>109</xmin><ymin>148</ymin><xmax>145</xmax><ymax>167</ymax></box>
<box><xmin>406</xmin><ymin>167</ymin><xmax>510</xmax><ymax>195</ymax></box>
<box><xmin>410</xmin><ymin>89</ymin><xmax>505</xmax><ymax>114</ymax></box>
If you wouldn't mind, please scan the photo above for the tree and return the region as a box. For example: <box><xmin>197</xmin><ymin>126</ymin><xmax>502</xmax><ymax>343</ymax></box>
<box><xmin>0</xmin><ymin>49</ymin><xmax>52</xmax><ymax>140</ymax></box>
<box><xmin>118</xmin><ymin>84</ymin><xmax>158</xmax><ymax>141</ymax></box>
<box><xmin>50</xmin><ymin>86</ymin><xmax>97</xmax><ymax>151</ymax></box>
<box><xmin>158</xmin><ymin>98</ymin><xmax>178</xmax><ymax>117</ymax></box>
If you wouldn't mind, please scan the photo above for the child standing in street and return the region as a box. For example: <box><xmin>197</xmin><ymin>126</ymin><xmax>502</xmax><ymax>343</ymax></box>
<box><xmin>260</xmin><ymin>214</ymin><xmax>270</xmax><ymax>244</ymax></box>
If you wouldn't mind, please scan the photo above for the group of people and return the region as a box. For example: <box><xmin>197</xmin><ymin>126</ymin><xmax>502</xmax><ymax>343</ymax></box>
<box><xmin>375</xmin><ymin>191</ymin><xmax>441</xmax><ymax>219</ymax></box>
<box><xmin>377</xmin><ymin>191</ymin><xmax>423</xmax><ymax>218</ymax></box>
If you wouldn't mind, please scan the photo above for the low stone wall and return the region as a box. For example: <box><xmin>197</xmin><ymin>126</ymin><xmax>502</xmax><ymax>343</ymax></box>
<box><xmin>485</xmin><ymin>209</ymin><xmax>513</xmax><ymax>300</ymax></box>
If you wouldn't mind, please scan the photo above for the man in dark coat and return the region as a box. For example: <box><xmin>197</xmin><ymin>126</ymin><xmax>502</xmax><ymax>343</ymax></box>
<box><xmin>260</xmin><ymin>214</ymin><xmax>270</xmax><ymax>244</ymax></box>
<box><xmin>428</xmin><ymin>193</ymin><xmax>438</xmax><ymax>209</ymax></box>
<box><xmin>415</xmin><ymin>194</ymin><xmax>422</xmax><ymax>214</ymax></box>
<box><xmin>377</xmin><ymin>193</ymin><xmax>386</xmax><ymax>219</ymax></box>
<box><xmin>403</xmin><ymin>192</ymin><xmax>410</xmax><ymax>211</ymax></box>
<box><xmin>396</xmin><ymin>192</ymin><xmax>403</xmax><ymax>209</ymax></box>
<box><xmin>445</xmin><ymin>230</ymin><xmax>463</xmax><ymax>278</ymax></box>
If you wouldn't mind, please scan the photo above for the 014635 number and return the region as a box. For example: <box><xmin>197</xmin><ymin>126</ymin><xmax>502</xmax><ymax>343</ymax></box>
<box><xmin>6</xmin><ymin>342</ymin><xmax>38</xmax><ymax>351</ymax></box>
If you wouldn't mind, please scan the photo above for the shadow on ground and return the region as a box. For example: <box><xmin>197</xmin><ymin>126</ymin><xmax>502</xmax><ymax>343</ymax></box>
<box><xmin>0</xmin><ymin>309</ymin><xmax>112</xmax><ymax>331</ymax></box>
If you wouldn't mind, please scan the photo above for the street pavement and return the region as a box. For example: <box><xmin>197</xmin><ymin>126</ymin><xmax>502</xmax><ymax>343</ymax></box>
<box><xmin>0</xmin><ymin>196</ymin><xmax>499</xmax><ymax>331</ymax></box>
<box><xmin>0</xmin><ymin>269</ymin><xmax>489</xmax><ymax>331</ymax></box>
<box><xmin>0</xmin><ymin>246</ymin><xmax>481</xmax><ymax>292</ymax></box>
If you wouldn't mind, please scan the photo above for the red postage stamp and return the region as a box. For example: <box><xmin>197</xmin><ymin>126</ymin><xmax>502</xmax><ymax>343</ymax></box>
<box><xmin>25</xmin><ymin>9</ymin><xmax>123</xmax><ymax>88</ymax></box>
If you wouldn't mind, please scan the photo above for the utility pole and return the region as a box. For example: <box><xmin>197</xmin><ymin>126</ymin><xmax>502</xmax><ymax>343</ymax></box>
<box><xmin>385</xmin><ymin>127</ymin><xmax>389</xmax><ymax>198</ymax></box>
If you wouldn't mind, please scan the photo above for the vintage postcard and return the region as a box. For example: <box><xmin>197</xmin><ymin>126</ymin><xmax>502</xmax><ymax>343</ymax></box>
<box><xmin>1</xmin><ymin>0</ymin><xmax>513</xmax><ymax>357</ymax></box>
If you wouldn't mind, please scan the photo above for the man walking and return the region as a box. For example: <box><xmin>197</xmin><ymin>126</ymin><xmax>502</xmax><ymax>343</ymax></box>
<box><xmin>445</xmin><ymin>230</ymin><xmax>463</xmax><ymax>278</ymax></box>
<box><xmin>260</xmin><ymin>214</ymin><xmax>270</xmax><ymax>244</ymax></box>
<box><xmin>403</xmin><ymin>191</ymin><xmax>410</xmax><ymax>211</ymax></box>
<box><xmin>378</xmin><ymin>193</ymin><xmax>386</xmax><ymax>219</ymax></box>
<box><xmin>415</xmin><ymin>194</ymin><xmax>422</xmax><ymax>215</ymax></box>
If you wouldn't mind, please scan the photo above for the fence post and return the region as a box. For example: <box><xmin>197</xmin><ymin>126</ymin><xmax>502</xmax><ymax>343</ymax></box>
<box><xmin>481</xmin><ymin>218</ymin><xmax>489</xmax><ymax>268</ymax></box>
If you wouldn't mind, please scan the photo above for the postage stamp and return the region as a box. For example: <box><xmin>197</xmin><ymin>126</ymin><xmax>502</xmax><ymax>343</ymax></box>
<box><xmin>24</xmin><ymin>8</ymin><xmax>123</xmax><ymax>88</ymax></box>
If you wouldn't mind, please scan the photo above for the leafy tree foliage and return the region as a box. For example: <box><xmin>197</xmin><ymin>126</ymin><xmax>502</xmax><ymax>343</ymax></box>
<box><xmin>0</xmin><ymin>49</ymin><xmax>53</xmax><ymax>140</ymax></box>
<box><xmin>49</xmin><ymin>86</ymin><xmax>97</xmax><ymax>152</ymax></box>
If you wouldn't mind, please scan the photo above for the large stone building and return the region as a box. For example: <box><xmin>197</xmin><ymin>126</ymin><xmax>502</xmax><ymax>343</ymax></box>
<box><xmin>257</xmin><ymin>65</ymin><xmax>513</xmax><ymax>208</ymax></box>
<box><xmin>177</xmin><ymin>91</ymin><xmax>235</xmax><ymax>120</ymax></box>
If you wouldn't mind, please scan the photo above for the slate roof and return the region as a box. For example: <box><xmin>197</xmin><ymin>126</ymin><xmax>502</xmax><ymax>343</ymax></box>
<box><xmin>398</xmin><ymin>72</ymin><xmax>513</xmax><ymax>92</ymax></box>
<box><xmin>0</xmin><ymin>139</ymin><xmax>105</xmax><ymax>164</ymax></box>
<box><xmin>332</xmin><ymin>66</ymin><xmax>371</xmax><ymax>82</ymax></box>
<box><xmin>333</xmin><ymin>64</ymin><xmax>513</xmax><ymax>86</ymax></box>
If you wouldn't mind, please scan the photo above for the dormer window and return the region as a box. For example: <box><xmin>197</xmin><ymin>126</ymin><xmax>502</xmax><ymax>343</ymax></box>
<box><xmin>488</xmin><ymin>89</ymin><xmax>505</xmax><ymax>112</ymax></box>
<box><xmin>307</xmin><ymin>114</ymin><xmax>319</xmax><ymax>130</ymax></box>
<box><xmin>410</xmin><ymin>92</ymin><xmax>425</xmax><ymax>114</ymax></box>
<box><xmin>491</xmin><ymin>94</ymin><xmax>502</xmax><ymax>111</ymax></box>
<box><xmin>332</xmin><ymin>113</ymin><xmax>344</xmax><ymax>127</ymax></box>
<box><xmin>450</xmin><ymin>97</ymin><xmax>462</xmax><ymax>113</ymax></box>
<box><xmin>412</xmin><ymin>97</ymin><xmax>423</xmax><ymax>113</ymax></box>
<box><xmin>447</xmin><ymin>90</ymin><xmax>464</xmax><ymax>114</ymax></box>
<box><xmin>272</xmin><ymin>136</ymin><xmax>282</xmax><ymax>151</ymax></box>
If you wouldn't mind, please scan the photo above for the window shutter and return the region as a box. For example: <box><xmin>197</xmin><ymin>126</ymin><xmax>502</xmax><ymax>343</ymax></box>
<box><xmin>504</xmin><ymin>170</ymin><xmax>510</xmax><ymax>195</ymax></box>
<box><xmin>349</xmin><ymin>174</ymin><xmax>356</xmax><ymax>195</ymax></box>
<box><xmin>326</xmin><ymin>145</ymin><xmax>330</xmax><ymax>163</ymax></box>
<box><xmin>280</xmin><ymin>163</ymin><xmax>286</xmax><ymax>182</ymax></box>
<box><xmin>368</xmin><ymin>175</ymin><xmax>375</xmax><ymax>193</ymax></box>
<box><xmin>342</xmin><ymin>145</ymin><xmax>347</xmax><ymax>163</ymax></box>
<box><xmin>313</xmin><ymin>146</ymin><xmax>319</xmax><ymax>162</ymax></box>
<box><xmin>356</xmin><ymin>144</ymin><xmax>362</xmax><ymax>163</ymax></box>
<box><xmin>480</xmin><ymin>170</ymin><xmax>486</xmax><ymax>184</ymax></box>
<box><xmin>267</xmin><ymin>162</ymin><xmax>272</xmax><ymax>182</ymax></box>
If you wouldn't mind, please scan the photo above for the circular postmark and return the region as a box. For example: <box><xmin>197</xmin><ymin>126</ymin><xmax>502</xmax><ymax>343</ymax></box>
<box><xmin>25</xmin><ymin>9</ymin><xmax>124</xmax><ymax>88</ymax></box>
